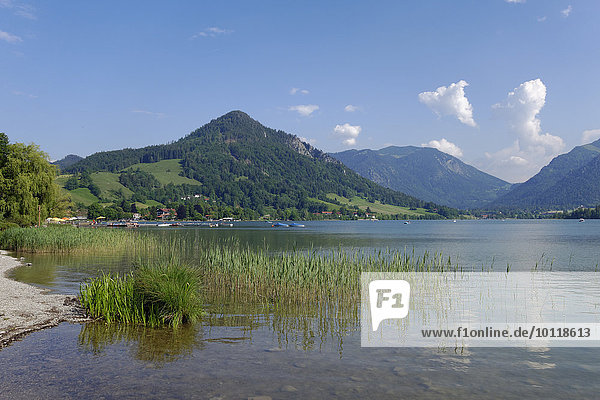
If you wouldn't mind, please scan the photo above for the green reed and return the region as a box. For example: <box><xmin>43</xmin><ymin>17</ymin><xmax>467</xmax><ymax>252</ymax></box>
<box><xmin>79</xmin><ymin>260</ymin><xmax>203</xmax><ymax>328</ymax></box>
<box><xmin>0</xmin><ymin>225</ymin><xmax>153</xmax><ymax>253</ymax></box>
<box><xmin>182</xmin><ymin>237</ymin><xmax>457</xmax><ymax>305</ymax></box>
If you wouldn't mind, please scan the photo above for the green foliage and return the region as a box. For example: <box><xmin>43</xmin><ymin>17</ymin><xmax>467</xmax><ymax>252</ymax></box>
<box><xmin>0</xmin><ymin>225</ymin><xmax>152</xmax><ymax>253</ymax></box>
<box><xmin>0</xmin><ymin>221</ymin><xmax>20</xmax><ymax>231</ymax></box>
<box><xmin>553</xmin><ymin>205</ymin><xmax>600</xmax><ymax>219</ymax></box>
<box><xmin>79</xmin><ymin>261</ymin><xmax>203</xmax><ymax>328</ymax></box>
<box><xmin>0</xmin><ymin>134</ymin><xmax>65</xmax><ymax>225</ymax></box>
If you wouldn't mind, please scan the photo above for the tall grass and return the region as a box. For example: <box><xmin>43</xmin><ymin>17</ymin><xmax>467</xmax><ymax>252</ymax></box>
<box><xmin>0</xmin><ymin>225</ymin><xmax>153</xmax><ymax>253</ymax></box>
<box><xmin>185</xmin><ymin>238</ymin><xmax>457</xmax><ymax>305</ymax></box>
<box><xmin>79</xmin><ymin>260</ymin><xmax>203</xmax><ymax>328</ymax></box>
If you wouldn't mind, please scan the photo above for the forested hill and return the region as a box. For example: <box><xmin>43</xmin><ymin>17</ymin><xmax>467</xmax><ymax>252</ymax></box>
<box><xmin>492</xmin><ymin>138</ymin><xmax>600</xmax><ymax>210</ymax></box>
<box><xmin>65</xmin><ymin>111</ymin><xmax>458</xmax><ymax>218</ymax></box>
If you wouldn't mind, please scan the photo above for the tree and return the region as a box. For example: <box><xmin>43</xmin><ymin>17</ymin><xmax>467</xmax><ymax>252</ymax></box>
<box><xmin>0</xmin><ymin>135</ymin><xmax>65</xmax><ymax>225</ymax></box>
<box><xmin>176</xmin><ymin>204</ymin><xmax>187</xmax><ymax>219</ymax></box>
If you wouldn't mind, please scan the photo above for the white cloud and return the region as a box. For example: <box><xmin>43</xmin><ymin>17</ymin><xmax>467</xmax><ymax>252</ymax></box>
<box><xmin>421</xmin><ymin>138</ymin><xmax>463</xmax><ymax>158</ymax></box>
<box><xmin>132</xmin><ymin>109</ymin><xmax>166</xmax><ymax>118</ymax></box>
<box><xmin>0</xmin><ymin>30</ymin><xmax>22</xmax><ymax>43</ymax></box>
<box><xmin>505</xmin><ymin>0</ymin><xmax>526</xmax><ymax>3</ymax></box>
<box><xmin>334</xmin><ymin>123</ymin><xmax>361</xmax><ymax>146</ymax></box>
<box><xmin>0</xmin><ymin>1</ymin><xmax>36</xmax><ymax>20</ymax></box>
<box><xmin>484</xmin><ymin>79</ymin><xmax>565</xmax><ymax>182</ymax></box>
<box><xmin>13</xmin><ymin>90</ymin><xmax>37</xmax><ymax>98</ymax></box>
<box><xmin>344</xmin><ymin>104</ymin><xmax>359</xmax><ymax>112</ymax></box>
<box><xmin>191</xmin><ymin>27</ymin><xmax>233</xmax><ymax>39</ymax></box>
<box><xmin>290</xmin><ymin>88</ymin><xmax>309</xmax><ymax>95</ymax></box>
<box><xmin>581</xmin><ymin>129</ymin><xmax>600</xmax><ymax>144</ymax></box>
<box><xmin>418</xmin><ymin>80</ymin><xmax>477</xmax><ymax>127</ymax></box>
<box><xmin>537</xmin><ymin>16</ymin><xmax>547</xmax><ymax>22</ymax></box>
<box><xmin>492</xmin><ymin>79</ymin><xmax>564</xmax><ymax>154</ymax></box>
<box><xmin>561</xmin><ymin>5</ymin><xmax>572</xmax><ymax>17</ymax></box>
<box><xmin>288</xmin><ymin>104</ymin><xmax>319</xmax><ymax>117</ymax></box>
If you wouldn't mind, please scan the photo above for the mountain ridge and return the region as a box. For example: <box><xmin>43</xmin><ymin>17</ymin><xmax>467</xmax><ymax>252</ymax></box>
<box><xmin>331</xmin><ymin>146</ymin><xmax>511</xmax><ymax>209</ymax></box>
<box><xmin>492</xmin><ymin>138</ymin><xmax>600</xmax><ymax>210</ymax></box>
<box><xmin>64</xmin><ymin>111</ymin><xmax>458</xmax><ymax>219</ymax></box>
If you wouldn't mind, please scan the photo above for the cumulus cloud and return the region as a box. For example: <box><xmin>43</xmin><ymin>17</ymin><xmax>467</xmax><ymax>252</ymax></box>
<box><xmin>344</xmin><ymin>104</ymin><xmax>359</xmax><ymax>112</ymax></box>
<box><xmin>0</xmin><ymin>30</ymin><xmax>22</xmax><ymax>43</ymax></box>
<box><xmin>581</xmin><ymin>129</ymin><xmax>600</xmax><ymax>144</ymax></box>
<box><xmin>191</xmin><ymin>27</ymin><xmax>233</xmax><ymax>39</ymax></box>
<box><xmin>492</xmin><ymin>79</ymin><xmax>564</xmax><ymax>154</ymax></box>
<box><xmin>288</xmin><ymin>104</ymin><xmax>319</xmax><ymax>117</ymax></box>
<box><xmin>421</xmin><ymin>138</ymin><xmax>463</xmax><ymax>158</ymax></box>
<box><xmin>484</xmin><ymin>79</ymin><xmax>565</xmax><ymax>182</ymax></box>
<box><xmin>561</xmin><ymin>5</ymin><xmax>572</xmax><ymax>17</ymax></box>
<box><xmin>418</xmin><ymin>80</ymin><xmax>477</xmax><ymax>127</ymax></box>
<box><xmin>334</xmin><ymin>123</ymin><xmax>361</xmax><ymax>146</ymax></box>
<box><xmin>290</xmin><ymin>88</ymin><xmax>309</xmax><ymax>95</ymax></box>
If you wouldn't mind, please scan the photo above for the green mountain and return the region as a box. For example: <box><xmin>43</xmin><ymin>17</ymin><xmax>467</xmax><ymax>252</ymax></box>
<box><xmin>331</xmin><ymin>146</ymin><xmax>511</xmax><ymax>209</ymax></box>
<box><xmin>52</xmin><ymin>154</ymin><xmax>83</xmax><ymax>171</ymax></box>
<box><xmin>64</xmin><ymin>111</ymin><xmax>458</xmax><ymax>219</ymax></box>
<box><xmin>492</xmin><ymin>139</ymin><xmax>600</xmax><ymax>210</ymax></box>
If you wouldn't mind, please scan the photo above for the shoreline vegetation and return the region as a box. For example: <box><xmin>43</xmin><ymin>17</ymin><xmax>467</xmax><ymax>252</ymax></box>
<box><xmin>0</xmin><ymin>225</ymin><xmax>459</xmax><ymax>329</ymax></box>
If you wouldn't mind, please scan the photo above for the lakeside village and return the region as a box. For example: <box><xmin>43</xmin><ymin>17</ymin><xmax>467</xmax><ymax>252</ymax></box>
<box><xmin>49</xmin><ymin>189</ymin><xmax>600</xmax><ymax>227</ymax></box>
<box><xmin>47</xmin><ymin>193</ymin><xmax>391</xmax><ymax>228</ymax></box>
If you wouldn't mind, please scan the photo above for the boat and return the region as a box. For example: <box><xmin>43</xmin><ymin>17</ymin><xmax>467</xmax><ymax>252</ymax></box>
<box><xmin>271</xmin><ymin>222</ymin><xmax>289</xmax><ymax>227</ymax></box>
<box><xmin>404</xmin><ymin>221</ymin><xmax>411</xmax><ymax>225</ymax></box>
<box><xmin>453</xmin><ymin>219</ymin><xmax>457</xmax><ymax>223</ymax></box>
<box><xmin>579</xmin><ymin>218</ymin><xmax>585</xmax><ymax>222</ymax></box>
<box><xmin>209</xmin><ymin>223</ymin><xmax>219</xmax><ymax>228</ymax></box>
<box><xmin>157</xmin><ymin>223</ymin><xmax>170</xmax><ymax>227</ymax></box>
<box><xmin>289</xmin><ymin>223</ymin><xmax>305</xmax><ymax>228</ymax></box>
<box><xmin>221</xmin><ymin>223</ymin><xmax>233</xmax><ymax>227</ymax></box>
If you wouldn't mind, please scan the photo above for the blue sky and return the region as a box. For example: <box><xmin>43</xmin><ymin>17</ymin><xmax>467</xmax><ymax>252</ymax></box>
<box><xmin>1</xmin><ymin>1</ymin><xmax>599</xmax><ymax>182</ymax></box>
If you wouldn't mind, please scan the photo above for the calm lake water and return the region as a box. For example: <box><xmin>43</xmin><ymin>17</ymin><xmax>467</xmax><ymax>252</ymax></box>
<box><xmin>2</xmin><ymin>220</ymin><xmax>600</xmax><ymax>399</ymax></box>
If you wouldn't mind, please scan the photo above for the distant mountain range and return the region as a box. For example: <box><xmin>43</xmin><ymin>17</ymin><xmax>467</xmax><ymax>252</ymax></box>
<box><xmin>61</xmin><ymin>111</ymin><xmax>457</xmax><ymax>219</ymax></box>
<box><xmin>332</xmin><ymin>146</ymin><xmax>512</xmax><ymax>209</ymax></box>
<box><xmin>491</xmin><ymin>139</ymin><xmax>600</xmax><ymax>210</ymax></box>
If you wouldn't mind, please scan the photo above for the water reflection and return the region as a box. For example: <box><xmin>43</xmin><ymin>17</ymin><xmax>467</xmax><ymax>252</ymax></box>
<box><xmin>78</xmin><ymin>322</ymin><xmax>203</xmax><ymax>366</ymax></box>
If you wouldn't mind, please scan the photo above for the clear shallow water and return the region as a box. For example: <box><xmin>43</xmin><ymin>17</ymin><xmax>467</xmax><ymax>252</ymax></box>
<box><xmin>2</xmin><ymin>220</ymin><xmax>600</xmax><ymax>398</ymax></box>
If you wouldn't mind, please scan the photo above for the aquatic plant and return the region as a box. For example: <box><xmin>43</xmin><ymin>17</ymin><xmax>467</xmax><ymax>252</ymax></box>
<box><xmin>0</xmin><ymin>225</ymin><xmax>153</xmax><ymax>253</ymax></box>
<box><xmin>79</xmin><ymin>261</ymin><xmax>203</xmax><ymax>328</ymax></box>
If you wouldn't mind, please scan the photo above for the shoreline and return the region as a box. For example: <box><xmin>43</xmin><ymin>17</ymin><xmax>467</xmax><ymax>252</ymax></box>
<box><xmin>0</xmin><ymin>250</ymin><xmax>89</xmax><ymax>349</ymax></box>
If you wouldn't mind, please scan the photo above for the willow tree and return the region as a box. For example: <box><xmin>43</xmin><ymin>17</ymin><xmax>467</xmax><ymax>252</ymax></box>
<box><xmin>0</xmin><ymin>133</ymin><xmax>66</xmax><ymax>226</ymax></box>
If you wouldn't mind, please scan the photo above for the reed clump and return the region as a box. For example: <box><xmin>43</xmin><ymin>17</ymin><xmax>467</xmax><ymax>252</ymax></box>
<box><xmin>79</xmin><ymin>261</ymin><xmax>203</xmax><ymax>328</ymax></box>
<box><xmin>0</xmin><ymin>225</ymin><xmax>152</xmax><ymax>253</ymax></box>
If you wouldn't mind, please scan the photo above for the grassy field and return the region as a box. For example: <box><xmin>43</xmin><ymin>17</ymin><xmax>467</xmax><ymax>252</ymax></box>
<box><xmin>56</xmin><ymin>159</ymin><xmax>200</xmax><ymax>205</ymax></box>
<box><xmin>311</xmin><ymin>193</ymin><xmax>438</xmax><ymax>217</ymax></box>
<box><xmin>68</xmin><ymin>187</ymin><xmax>99</xmax><ymax>206</ymax></box>
<box><xmin>125</xmin><ymin>159</ymin><xmax>202</xmax><ymax>186</ymax></box>
<box><xmin>91</xmin><ymin>172</ymin><xmax>134</xmax><ymax>199</ymax></box>
<box><xmin>327</xmin><ymin>194</ymin><xmax>438</xmax><ymax>217</ymax></box>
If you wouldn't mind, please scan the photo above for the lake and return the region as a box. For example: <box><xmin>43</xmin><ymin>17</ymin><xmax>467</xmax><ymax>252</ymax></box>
<box><xmin>1</xmin><ymin>220</ymin><xmax>599</xmax><ymax>399</ymax></box>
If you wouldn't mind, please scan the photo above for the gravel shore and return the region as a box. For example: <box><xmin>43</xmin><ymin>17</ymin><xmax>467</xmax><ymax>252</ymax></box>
<box><xmin>0</xmin><ymin>250</ymin><xmax>89</xmax><ymax>349</ymax></box>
